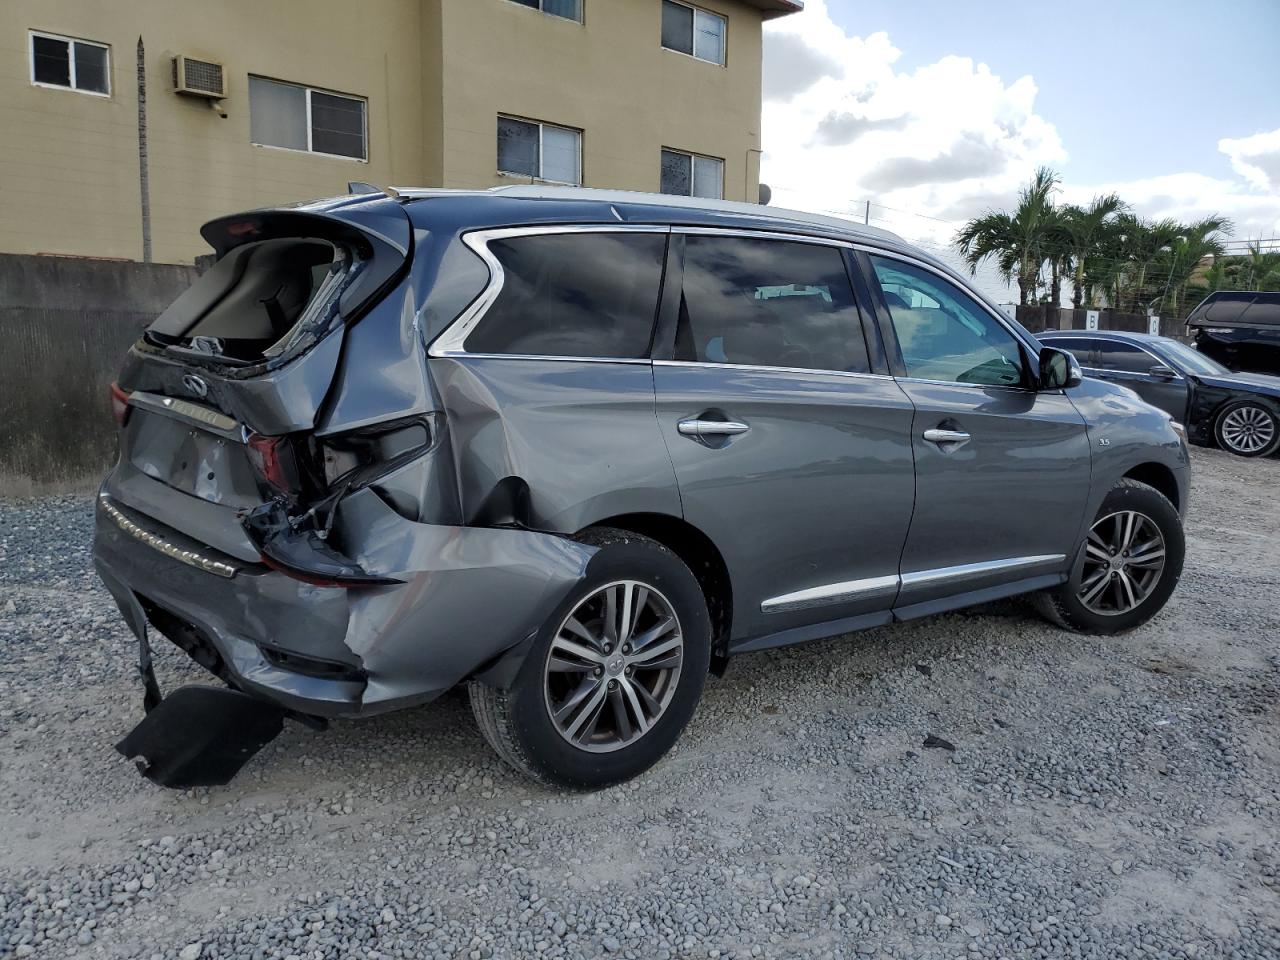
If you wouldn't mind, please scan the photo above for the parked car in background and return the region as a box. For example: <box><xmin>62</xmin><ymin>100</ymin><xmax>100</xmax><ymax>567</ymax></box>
<box><xmin>1037</xmin><ymin>329</ymin><xmax>1280</xmax><ymax>457</ymax></box>
<box><xmin>95</xmin><ymin>186</ymin><xmax>1189</xmax><ymax>790</ymax></box>
<box><xmin>1185</xmin><ymin>291</ymin><xmax>1280</xmax><ymax>376</ymax></box>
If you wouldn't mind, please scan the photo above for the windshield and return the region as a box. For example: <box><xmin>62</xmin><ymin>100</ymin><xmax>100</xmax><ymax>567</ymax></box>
<box><xmin>1156</xmin><ymin>340</ymin><xmax>1230</xmax><ymax>376</ymax></box>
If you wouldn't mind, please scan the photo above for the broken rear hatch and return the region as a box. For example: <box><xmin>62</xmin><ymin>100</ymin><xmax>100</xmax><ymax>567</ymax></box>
<box><xmin>108</xmin><ymin>194</ymin><xmax>413</xmax><ymax>574</ymax></box>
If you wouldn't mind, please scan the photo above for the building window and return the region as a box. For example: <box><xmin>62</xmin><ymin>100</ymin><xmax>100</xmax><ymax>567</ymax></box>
<box><xmin>29</xmin><ymin>31</ymin><xmax>110</xmax><ymax>95</ymax></box>
<box><xmin>248</xmin><ymin>76</ymin><xmax>367</xmax><ymax>161</ymax></box>
<box><xmin>497</xmin><ymin>116</ymin><xmax>582</xmax><ymax>185</ymax></box>
<box><xmin>661</xmin><ymin>1</ymin><xmax>725</xmax><ymax>65</ymax></box>
<box><xmin>507</xmin><ymin>0</ymin><xmax>583</xmax><ymax>21</ymax></box>
<box><xmin>661</xmin><ymin>149</ymin><xmax>723</xmax><ymax>199</ymax></box>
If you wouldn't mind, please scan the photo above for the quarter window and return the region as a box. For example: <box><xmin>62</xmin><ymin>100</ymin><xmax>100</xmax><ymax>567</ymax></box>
<box><xmin>661</xmin><ymin>149</ymin><xmax>723</xmax><ymax>199</ymax></box>
<box><xmin>249</xmin><ymin>77</ymin><xmax>367</xmax><ymax>160</ymax></box>
<box><xmin>508</xmin><ymin>0</ymin><xmax>583</xmax><ymax>20</ymax></box>
<box><xmin>661</xmin><ymin>1</ymin><xmax>726</xmax><ymax>65</ymax></box>
<box><xmin>497</xmin><ymin>116</ymin><xmax>582</xmax><ymax>185</ymax></box>
<box><xmin>465</xmin><ymin>233</ymin><xmax>667</xmax><ymax>358</ymax></box>
<box><xmin>871</xmin><ymin>256</ymin><xmax>1025</xmax><ymax>387</ymax></box>
<box><xmin>674</xmin><ymin>236</ymin><xmax>871</xmax><ymax>374</ymax></box>
<box><xmin>30</xmin><ymin>31</ymin><xmax>109</xmax><ymax>95</ymax></box>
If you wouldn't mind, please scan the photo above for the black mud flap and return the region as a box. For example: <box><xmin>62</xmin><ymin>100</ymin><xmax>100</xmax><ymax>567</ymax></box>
<box><xmin>116</xmin><ymin>685</ymin><xmax>286</xmax><ymax>788</ymax></box>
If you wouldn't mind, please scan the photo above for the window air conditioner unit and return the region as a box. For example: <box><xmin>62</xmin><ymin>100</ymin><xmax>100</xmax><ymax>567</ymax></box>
<box><xmin>173</xmin><ymin>56</ymin><xmax>226</xmax><ymax>98</ymax></box>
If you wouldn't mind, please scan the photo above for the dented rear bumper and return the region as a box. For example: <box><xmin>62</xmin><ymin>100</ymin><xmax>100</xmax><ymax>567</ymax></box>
<box><xmin>93</xmin><ymin>484</ymin><xmax>595</xmax><ymax>718</ymax></box>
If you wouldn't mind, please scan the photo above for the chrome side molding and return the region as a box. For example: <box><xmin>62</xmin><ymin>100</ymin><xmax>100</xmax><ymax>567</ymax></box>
<box><xmin>760</xmin><ymin>554</ymin><xmax>1066</xmax><ymax>614</ymax></box>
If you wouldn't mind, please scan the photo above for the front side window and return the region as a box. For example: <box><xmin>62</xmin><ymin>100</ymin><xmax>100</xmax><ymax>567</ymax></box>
<box><xmin>30</xmin><ymin>31</ymin><xmax>109</xmax><ymax>95</ymax></box>
<box><xmin>661</xmin><ymin>149</ymin><xmax>723</xmax><ymax>199</ymax></box>
<box><xmin>871</xmin><ymin>256</ymin><xmax>1025</xmax><ymax>387</ymax></box>
<box><xmin>661</xmin><ymin>1</ymin><xmax>726</xmax><ymax>65</ymax></box>
<box><xmin>508</xmin><ymin>0</ymin><xmax>583</xmax><ymax>20</ymax></box>
<box><xmin>1095</xmin><ymin>340</ymin><xmax>1160</xmax><ymax>375</ymax></box>
<box><xmin>674</xmin><ymin>236</ymin><xmax>870</xmax><ymax>374</ymax></box>
<box><xmin>465</xmin><ymin>233</ymin><xmax>667</xmax><ymax>358</ymax></box>
<box><xmin>249</xmin><ymin>76</ymin><xmax>367</xmax><ymax>160</ymax></box>
<box><xmin>497</xmin><ymin>116</ymin><xmax>582</xmax><ymax>185</ymax></box>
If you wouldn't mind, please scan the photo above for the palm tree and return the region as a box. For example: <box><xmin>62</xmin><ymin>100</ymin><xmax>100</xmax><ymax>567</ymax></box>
<box><xmin>1240</xmin><ymin>242</ymin><xmax>1280</xmax><ymax>289</ymax></box>
<box><xmin>1113</xmin><ymin>215</ymin><xmax>1181</xmax><ymax>313</ymax></box>
<box><xmin>955</xmin><ymin>167</ymin><xmax>1060</xmax><ymax>305</ymax></box>
<box><xmin>1059</xmin><ymin>194</ymin><xmax>1126</xmax><ymax>308</ymax></box>
<box><xmin>1156</xmin><ymin>216</ymin><xmax>1231</xmax><ymax>318</ymax></box>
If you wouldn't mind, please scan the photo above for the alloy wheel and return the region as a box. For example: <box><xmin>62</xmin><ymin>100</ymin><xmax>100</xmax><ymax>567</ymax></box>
<box><xmin>1077</xmin><ymin>510</ymin><xmax>1166</xmax><ymax>616</ymax></box>
<box><xmin>544</xmin><ymin>580</ymin><xmax>684</xmax><ymax>753</ymax></box>
<box><xmin>1220</xmin><ymin>405</ymin><xmax>1276</xmax><ymax>455</ymax></box>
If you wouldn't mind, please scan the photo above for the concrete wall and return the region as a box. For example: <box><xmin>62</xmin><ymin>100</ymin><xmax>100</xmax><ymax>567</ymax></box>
<box><xmin>437</xmin><ymin>0</ymin><xmax>764</xmax><ymax>201</ymax></box>
<box><xmin>0</xmin><ymin>254</ymin><xmax>198</xmax><ymax>492</ymax></box>
<box><xmin>1</xmin><ymin>0</ymin><xmax>427</xmax><ymax>264</ymax></box>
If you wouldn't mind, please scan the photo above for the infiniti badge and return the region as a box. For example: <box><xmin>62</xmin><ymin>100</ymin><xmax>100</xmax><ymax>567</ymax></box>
<box><xmin>182</xmin><ymin>374</ymin><xmax>209</xmax><ymax>399</ymax></box>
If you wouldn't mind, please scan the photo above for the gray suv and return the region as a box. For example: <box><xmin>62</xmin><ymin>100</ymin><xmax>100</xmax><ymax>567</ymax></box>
<box><xmin>94</xmin><ymin>186</ymin><xmax>1189</xmax><ymax>789</ymax></box>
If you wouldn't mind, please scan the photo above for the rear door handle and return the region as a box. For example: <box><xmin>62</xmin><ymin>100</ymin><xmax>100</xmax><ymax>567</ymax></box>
<box><xmin>678</xmin><ymin>419</ymin><xmax>750</xmax><ymax>438</ymax></box>
<box><xmin>923</xmin><ymin>428</ymin><xmax>971</xmax><ymax>444</ymax></box>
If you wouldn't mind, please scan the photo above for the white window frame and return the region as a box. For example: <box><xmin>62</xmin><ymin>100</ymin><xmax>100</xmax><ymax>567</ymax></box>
<box><xmin>661</xmin><ymin>147</ymin><xmax>724</xmax><ymax>200</ymax></box>
<box><xmin>661</xmin><ymin>1</ymin><xmax>727</xmax><ymax>66</ymax></box>
<box><xmin>503</xmin><ymin>0</ymin><xmax>584</xmax><ymax>22</ymax></box>
<box><xmin>249</xmin><ymin>76</ymin><xmax>369</xmax><ymax>162</ymax></box>
<box><xmin>29</xmin><ymin>30</ymin><xmax>111</xmax><ymax>97</ymax></box>
<box><xmin>497</xmin><ymin>115</ymin><xmax>583</xmax><ymax>186</ymax></box>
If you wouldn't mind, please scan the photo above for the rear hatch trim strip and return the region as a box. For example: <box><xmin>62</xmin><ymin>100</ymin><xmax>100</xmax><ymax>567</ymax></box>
<box><xmin>129</xmin><ymin>391</ymin><xmax>246</xmax><ymax>443</ymax></box>
<box><xmin>100</xmin><ymin>495</ymin><xmax>241</xmax><ymax>579</ymax></box>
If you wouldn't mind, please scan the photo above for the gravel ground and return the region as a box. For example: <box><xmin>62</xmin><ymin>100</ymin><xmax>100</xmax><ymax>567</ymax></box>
<box><xmin>1</xmin><ymin>446</ymin><xmax>1278</xmax><ymax>960</ymax></box>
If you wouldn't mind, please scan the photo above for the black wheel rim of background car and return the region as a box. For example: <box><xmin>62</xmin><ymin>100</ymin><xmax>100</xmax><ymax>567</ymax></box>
<box><xmin>543</xmin><ymin>580</ymin><xmax>684</xmax><ymax>753</ymax></box>
<box><xmin>1077</xmin><ymin>510</ymin><xmax>1167</xmax><ymax>616</ymax></box>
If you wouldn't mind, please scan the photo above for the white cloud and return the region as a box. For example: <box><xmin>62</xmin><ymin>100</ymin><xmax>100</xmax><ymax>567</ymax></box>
<box><xmin>759</xmin><ymin>0</ymin><xmax>1280</xmax><ymax>301</ymax></box>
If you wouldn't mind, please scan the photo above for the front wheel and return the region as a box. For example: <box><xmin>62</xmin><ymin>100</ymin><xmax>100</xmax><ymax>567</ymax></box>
<box><xmin>1035</xmin><ymin>478</ymin><xmax>1185</xmax><ymax>635</ymax></box>
<box><xmin>1214</xmin><ymin>400</ymin><xmax>1280</xmax><ymax>457</ymax></box>
<box><xmin>470</xmin><ymin>528</ymin><xmax>711</xmax><ymax>788</ymax></box>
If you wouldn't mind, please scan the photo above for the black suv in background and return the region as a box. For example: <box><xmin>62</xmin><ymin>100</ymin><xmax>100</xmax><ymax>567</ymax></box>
<box><xmin>95</xmin><ymin>186</ymin><xmax>1189</xmax><ymax>788</ymax></box>
<box><xmin>1186</xmin><ymin>290</ymin><xmax>1280</xmax><ymax>375</ymax></box>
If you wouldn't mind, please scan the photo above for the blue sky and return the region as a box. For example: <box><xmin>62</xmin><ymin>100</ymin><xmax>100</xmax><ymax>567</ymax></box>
<box><xmin>826</xmin><ymin>0</ymin><xmax>1280</xmax><ymax>185</ymax></box>
<box><xmin>760</xmin><ymin>0</ymin><xmax>1280</xmax><ymax>296</ymax></box>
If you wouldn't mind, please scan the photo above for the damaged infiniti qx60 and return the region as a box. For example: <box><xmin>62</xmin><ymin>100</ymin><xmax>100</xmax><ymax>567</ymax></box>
<box><xmin>95</xmin><ymin>185</ymin><xmax>1190</xmax><ymax>788</ymax></box>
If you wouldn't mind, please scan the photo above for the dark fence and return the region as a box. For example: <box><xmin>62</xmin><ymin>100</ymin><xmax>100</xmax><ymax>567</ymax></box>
<box><xmin>1015</xmin><ymin>305</ymin><xmax>1186</xmax><ymax>339</ymax></box>
<box><xmin>0</xmin><ymin>254</ymin><xmax>199</xmax><ymax>493</ymax></box>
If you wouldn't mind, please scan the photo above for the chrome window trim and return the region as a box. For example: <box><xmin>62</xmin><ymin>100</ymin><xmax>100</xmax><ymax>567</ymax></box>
<box><xmin>761</xmin><ymin>574</ymin><xmax>899</xmax><ymax>614</ymax></box>
<box><xmin>899</xmin><ymin>554</ymin><xmax>1065</xmax><ymax>588</ymax></box>
<box><xmin>654</xmin><ymin>359</ymin><xmax>892</xmax><ymax>382</ymax></box>
<box><xmin>427</xmin><ymin>224</ymin><xmax>670</xmax><ymax>359</ymax></box>
<box><xmin>1047</xmin><ymin>337</ymin><xmax>1186</xmax><ymax>380</ymax></box>
<box><xmin>128</xmin><ymin>391</ymin><xmax>246</xmax><ymax>442</ymax></box>
<box><xmin>675</xmin><ymin>225</ymin><xmax>854</xmax><ymax>249</ymax></box>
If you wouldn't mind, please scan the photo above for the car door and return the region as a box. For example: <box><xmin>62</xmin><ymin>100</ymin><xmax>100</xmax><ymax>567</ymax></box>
<box><xmin>863</xmin><ymin>253</ymin><xmax>1093</xmax><ymax>613</ymax></box>
<box><xmin>1088</xmin><ymin>338</ymin><xmax>1191</xmax><ymax>421</ymax></box>
<box><xmin>651</xmin><ymin>231</ymin><xmax>917</xmax><ymax>646</ymax></box>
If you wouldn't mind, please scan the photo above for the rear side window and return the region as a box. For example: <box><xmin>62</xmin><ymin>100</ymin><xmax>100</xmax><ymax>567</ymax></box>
<box><xmin>673</xmin><ymin>236</ymin><xmax>870</xmax><ymax>374</ymax></box>
<box><xmin>465</xmin><ymin>233</ymin><xmax>667</xmax><ymax>358</ymax></box>
<box><xmin>1040</xmin><ymin>337</ymin><xmax>1099</xmax><ymax>366</ymax></box>
<box><xmin>1096</xmin><ymin>340</ymin><xmax>1157</xmax><ymax>374</ymax></box>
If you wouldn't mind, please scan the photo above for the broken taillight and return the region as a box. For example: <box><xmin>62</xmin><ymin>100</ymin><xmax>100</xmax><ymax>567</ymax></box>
<box><xmin>245</xmin><ymin>433</ymin><xmax>300</xmax><ymax>495</ymax></box>
<box><xmin>109</xmin><ymin>382</ymin><xmax>131</xmax><ymax>426</ymax></box>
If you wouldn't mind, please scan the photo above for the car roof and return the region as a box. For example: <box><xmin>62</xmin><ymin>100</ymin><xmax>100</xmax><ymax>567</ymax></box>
<box><xmin>393</xmin><ymin>184</ymin><xmax>913</xmax><ymax>248</ymax></box>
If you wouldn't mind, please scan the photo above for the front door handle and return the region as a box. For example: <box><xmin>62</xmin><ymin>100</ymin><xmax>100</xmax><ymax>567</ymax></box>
<box><xmin>678</xmin><ymin>419</ymin><xmax>750</xmax><ymax>438</ymax></box>
<box><xmin>923</xmin><ymin>428</ymin><xmax>971</xmax><ymax>444</ymax></box>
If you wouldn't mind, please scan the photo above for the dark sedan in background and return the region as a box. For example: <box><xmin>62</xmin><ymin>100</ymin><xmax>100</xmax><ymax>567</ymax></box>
<box><xmin>1038</xmin><ymin>329</ymin><xmax>1280</xmax><ymax>457</ymax></box>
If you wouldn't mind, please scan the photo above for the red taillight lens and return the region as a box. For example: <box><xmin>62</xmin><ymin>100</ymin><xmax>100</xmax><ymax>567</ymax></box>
<box><xmin>109</xmin><ymin>382</ymin><xmax>131</xmax><ymax>426</ymax></box>
<box><xmin>246</xmin><ymin>433</ymin><xmax>299</xmax><ymax>495</ymax></box>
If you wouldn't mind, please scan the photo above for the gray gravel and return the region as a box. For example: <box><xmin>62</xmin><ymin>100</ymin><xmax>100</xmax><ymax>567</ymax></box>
<box><xmin>2</xmin><ymin>446</ymin><xmax>1279</xmax><ymax>959</ymax></box>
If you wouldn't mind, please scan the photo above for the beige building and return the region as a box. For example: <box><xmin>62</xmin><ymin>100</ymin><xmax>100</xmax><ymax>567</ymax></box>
<box><xmin>1</xmin><ymin>0</ymin><xmax>798</xmax><ymax>264</ymax></box>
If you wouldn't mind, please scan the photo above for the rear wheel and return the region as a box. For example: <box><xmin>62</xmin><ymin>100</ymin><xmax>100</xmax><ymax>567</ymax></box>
<box><xmin>470</xmin><ymin>528</ymin><xmax>711</xmax><ymax>788</ymax></box>
<box><xmin>1214</xmin><ymin>400</ymin><xmax>1280</xmax><ymax>457</ymax></box>
<box><xmin>1035</xmin><ymin>478</ymin><xmax>1184</xmax><ymax>635</ymax></box>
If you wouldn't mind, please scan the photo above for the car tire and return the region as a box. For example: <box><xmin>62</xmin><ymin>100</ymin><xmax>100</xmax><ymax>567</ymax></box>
<box><xmin>1213</xmin><ymin>399</ymin><xmax>1280</xmax><ymax>457</ymax></box>
<box><xmin>1034</xmin><ymin>478</ymin><xmax>1184</xmax><ymax>635</ymax></box>
<box><xmin>469</xmin><ymin>527</ymin><xmax>711</xmax><ymax>789</ymax></box>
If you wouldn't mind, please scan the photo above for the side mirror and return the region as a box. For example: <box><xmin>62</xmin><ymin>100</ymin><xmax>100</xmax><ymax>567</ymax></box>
<box><xmin>1149</xmin><ymin>364</ymin><xmax>1178</xmax><ymax>380</ymax></box>
<box><xmin>1039</xmin><ymin>347</ymin><xmax>1082</xmax><ymax>390</ymax></box>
